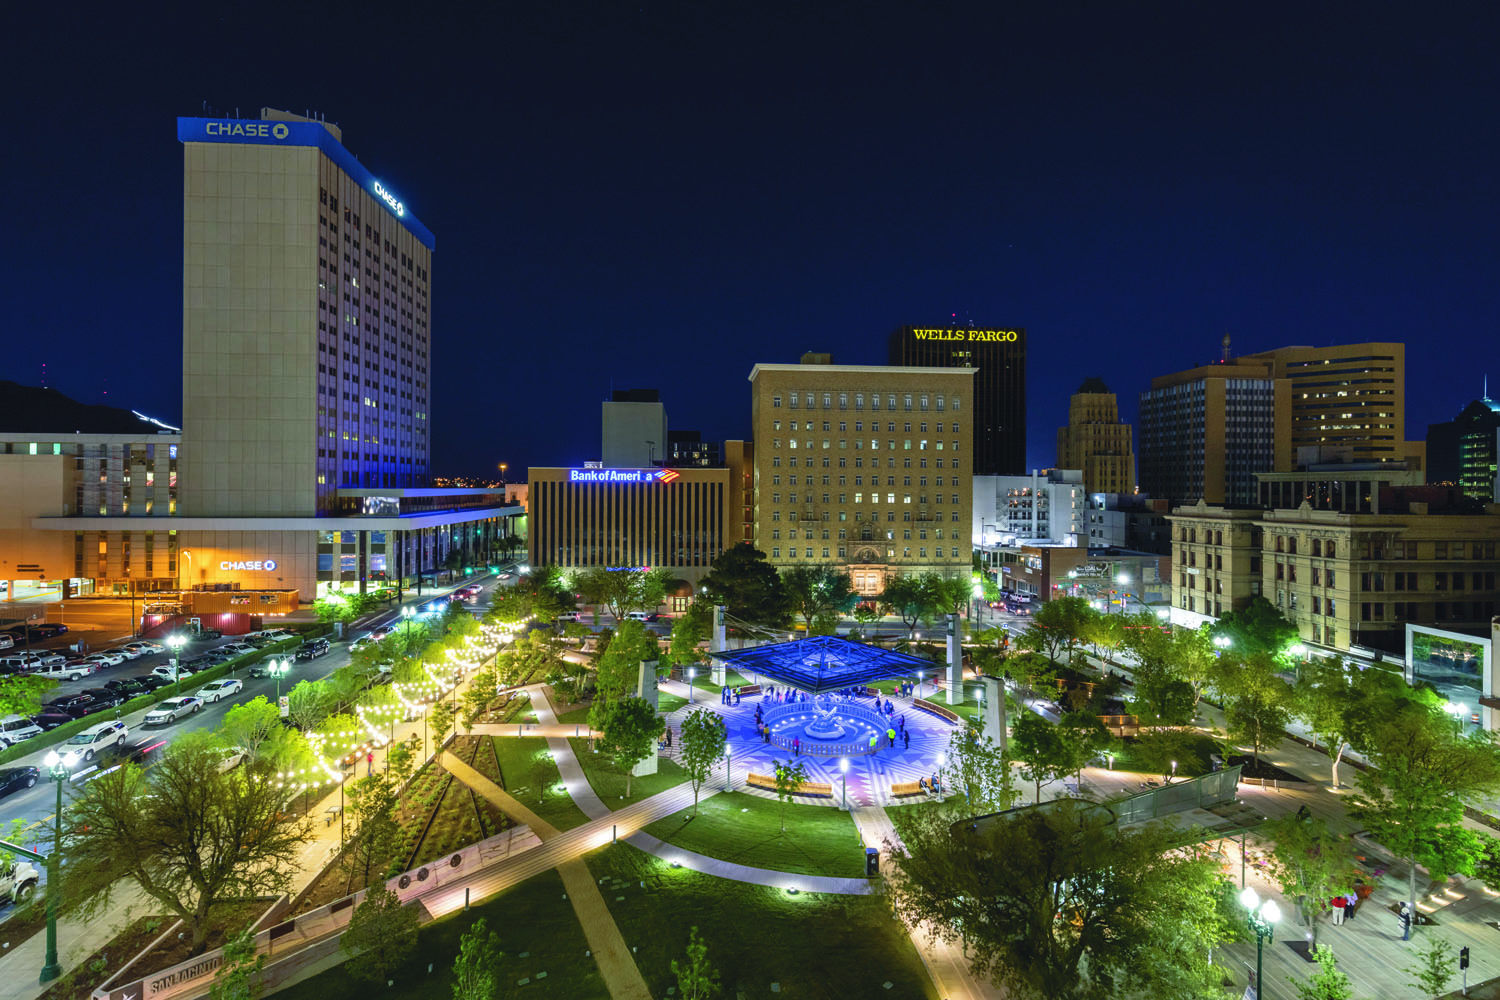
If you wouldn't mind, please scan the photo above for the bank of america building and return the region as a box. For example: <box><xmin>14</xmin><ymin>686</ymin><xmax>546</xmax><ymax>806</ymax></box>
<box><xmin>34</xmin><ymin>110</ymin><xmax>517</xmax><ymax>599</ymax></box>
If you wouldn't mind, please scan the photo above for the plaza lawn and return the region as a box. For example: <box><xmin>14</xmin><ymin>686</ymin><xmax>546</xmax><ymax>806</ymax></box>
<box><xmin>569</xmin><ymin>738</ymin><xmax>690</xmax><ymax>806</ymax></box>
<box><xmin>276</xmin><ymin>868</ymin><xmax>605</xmax><ymax>1000</ymax></box>
<box><xmin>489</xmin><ymin>736</ymin><xmax>592</xmax><ymax>831</ymax></box>
<box><xmin>1110</xmin><ymin>730</ymin><xmax>1220</xmax><ymax>778</ymax></box>
<box><xmin>656</xmin><ymin>691</ymin><xmax>687</xmax><ymax>714</ymax></box>
<box><xmin>555</xmin><ymin>704</ymin><xmax>591</xmax><ymax>726</ymax></box>
<box><xmin>586</xmin><ymin>843</ymin><xmax>937</xmax><ymax>1000</ymax></box>
<box><xmin>643</xmin><ymin>790</ymin><xmax>866</xmax><ymax>877</ymax></box>
<box><xmin>688</xmin><ymin>669</ymin><xmax>754</xmax><ymax>695</ymax></box>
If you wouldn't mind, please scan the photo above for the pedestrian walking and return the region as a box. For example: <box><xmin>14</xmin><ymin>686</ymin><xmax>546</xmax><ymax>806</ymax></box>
<box><xmin>887</xmin><ymin>727</ymin><xmax>896</xmax><ymax>748</ymax></box>
<box><xmin>1398</xmin><ymin>901</ymin><xmax>1412</xmax><ymax>940</ymax></box>
<box><xmin>868</xmin><ymin>734</ymin><xmax>879</xmax><ymax>753</ymax></box>
<box><xmin>1329</xmin><ymin>897</ymin><xmax>1344</xmax><ymax>926</ymax></box>
<box><xmin>1344</xmin><ymin>892</ymin><xmax>1358</xmax><ymax>922</ymax></box>
<box><xmin>366</xmin><ymin>750</ymin><xmax>374</xmax><ymax>777</ymax></box>
<box><xmin>734</xmin><ymin>687</ymin><xmax>741</xmax><ymax>705</ymax></box>
<box><xmin>899</xmin><ymin>714</ymin><xmax>905</xmax><ymax>733</ymax></box>
<box><xmin>794</xmin><ymin>737</ymin><xmax>801</xmax><ymax>756</ymax></box>
<box><xmin>903</xmin><ymin>730</ymin><xmax>910</xmax><ymax>749</ymax></box>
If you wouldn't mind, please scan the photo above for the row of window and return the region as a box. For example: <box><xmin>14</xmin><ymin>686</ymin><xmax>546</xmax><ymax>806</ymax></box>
<box><xmin>770</xmin><ymin>392</ymin><xmax>959</xmax><ymax>412</ymax></box>
<box><xmin>770</xmin><ymin>456</ymin><xmax>960</xmax><ymax>469</ymax></box>
<box><xmin>770</xmin><ymin>511</ymin><xmax>962</xmax><ymax>522</ymax></box>
<box><xmin>772</xmin><ymin>546</ymin><xmax>963</xmax><ymax>559</ymax></box>
<box><xmin>771</xmin><ymin>438</ymin><xmax>959</xmax><ymax>453</ymax></box>
<box><xmin>773</xmin><ymin>420</ymin><xmax>958</xmax><ymax>434</ymax></box>
<box><xmin>769</xmin><ymin>493</ymin><xmax>962</xmax><ymax>505</ymax></box>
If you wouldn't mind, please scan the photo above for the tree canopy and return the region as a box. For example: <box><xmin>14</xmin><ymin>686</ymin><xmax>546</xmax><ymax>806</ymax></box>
<box><xmin>1210</xmin><ymin>596</ymin><xmax>1298</xmax><ymax>658</ymax></box>
<box><xmin>698</xmin><ymin>543</ymin><xmax>793</xmax><ymax>631</ymax></box>
<box><xmin>779</xmin><ymin>564</ymin><xmax>856</xmax><ymax>630</ymax></box>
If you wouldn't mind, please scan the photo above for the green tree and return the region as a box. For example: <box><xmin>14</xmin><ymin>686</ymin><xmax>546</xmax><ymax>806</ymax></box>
<box><xmin>662</xmin><ymin>612</ymin><xmax>707</xmax><ymax>675</ymax></box>
<box><xmin>287</xmin><ymin>679</ymin><xmax>337</xmax><ymax>732</ymax></box>
<box><xmin>341</xmin><ymin>884</ymin><xmax>419</xmax><ymax>985</ymax></box>
<box><xmin>575</xmin><ymin>566</ymin><xmax>671</xmax><ymax>620</ymax></box>
<box><xmin>0</xmin><ymin>674</ymin><xmax>55</xmax><ymax>719</ymax></box>
<box><xmin>1130</xmin><ymin>727</ymin><xmax>1201</xmax><ymax>782</ymax></box>
<box><xmin>386</xmin><ymin>736</ymin><xmax>417</xmax><ymax>785</ymax></box>
<box><xmin>451</xmin><ymin>915</ymin><xmax>503</xmax><ymax>1000</ymax></box>
<box><xmin>217</xmin><ymin>696</ymin><xmax>290</xmax><ymax>766</ymax></box>
<box><xmin>1263</xmin><ymin>812</ymin><xmax>1355</xmax><ymax>944</ymax></box>
<box><xmin>597</xmin><ymin>696</ymin><xmax>664</xmax><ymax>797</ymax></box>
<box><xmin>1056</xmin><ymin>710</ymin><xmax>1113</xmax><ymax>786</ymax></box>
<box><xmin>1128</xmin><ymin>665</ymin><xmax>1196</xmax><ymax>726</ymax></box>
<box><xmin>208</xmin><ymin>930</ymin><xmax>265</xmax><ymax>1000</ymax></box>
<box><xmin>886</xmin><ymin>798</ymin><xmax>1232</xmax><ymax>1000</ymax></box>
<box><xmin>1348</xmin><ymin>705</ymin><xmax>1500</xmax><ymax>925</ymax></box>
<box><xmin>780</xmin><ymin>564</ymin><xmax>856</xmax><ymax>630</ymax></box>
<box><xmin>1403</xmin><ymin>937</ymin><xmax>1457</xmax><ymax>998</ymax></box>
<box><xmin>698</xmin><ymin>543</ymin><xmax>794</xmax><ymax>631</ymax></box>
<box><xmin>312</xmin><ymin>592</ymin><xmax>360</xmax><ymax>625</ymax></box>
<box><xmin>1023</xmin><ymin>596</ymin><xmax>1094</xmax><ymax>665</ymax></box>
<box><xmin>808</xmin><ymin>608</ymin><xmax>841</xmax><ymax>636</ymax></box>
<box><xmin>1290</xmin><ymin>944</ymin><xmax>1354</xmax><ymax>1000</ymax></box>
<box><xmin>678</xmin><ymin>708</ymin><xmax>727</xmax><ymax>817</ymax></box>
<box><xmin>1009</xmin><ymin>712</ymin><xmax>1068</xmax><ymax>802</ymax></box>
<box><xmin>591</xmin><ymin>620</ymin><xmax>657</xmax><ymax>730</ymax></box>
<box><xmin>671</xmin><ymin>925</ymin><xmax>719</xmax><ymax>1000</ymax></box>
<box><xmin>880</xmin><ymin>574</ymin><xmax>941</xmax><ymax>638</ymax></box>
<box><xmin>61</xmin><ymin>738</ymin><xmax>311</xmax><ymax>954</ymax></box>
<box><xmin>771</xmin><ymin>759</ymin><xmax>809</xmax><ymax>833</ymax></box>
<box><xmin>1294</xmin><ymin>656</ymin><xmax>1357</xmax><ymax>787</ymax></box>
<box><xmin>941</xmin><ymin>727</ymin><xmax>1017</xmax><ymax>815</ymax></box>
<box><xmin>1214</xmin><ymin>652</ymin><xmax>1293</xmax><ymax>769</ymax></box>
<box><xmin>1212</xmin><ymin>596</ymin><xmax>1297</xmax><ymax>658</ymax></box>
<box><xmin>429</xmin><ymin>699</ymin><xmax>456</xmax><ymax>749</ymax></box>
<box><xmin>924</xmin><ymin>572</ymin><xmax>975</xmax><ymax>620</ymax></box>
<box><xmin>346</xmin><ymin>773</ymin><xmax>399</xmax><ymax>890</ymax></box>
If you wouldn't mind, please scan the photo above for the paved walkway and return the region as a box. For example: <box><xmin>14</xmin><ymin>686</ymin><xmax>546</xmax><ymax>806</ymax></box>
<box><xmin>441</xmin><ymin>751</ymin><xmax>651</xmax><ymax>1000</ymax></box>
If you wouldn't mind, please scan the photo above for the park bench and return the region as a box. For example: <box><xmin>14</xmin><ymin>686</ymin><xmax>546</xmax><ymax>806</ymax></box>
<box><xmin>746</xmin><ymin>772</ymin><xmax>833</xmax><ymax>797</ymax></box>
<box><xmin>735</xmin><ymin>685</ymin><xmax>762</xmax><ymax>698</ymax></box>
<box><xmin>912</xmin><ymin>698</ymin><xmax>960</xmax><ymax>724</ymax></box>
<box><xmin>323</xmin><ymin>804</ymin><xmax>342</xmax><ymax>827</ymax></box>
<box><xmin>889</xmin><ymin>781</ymin><xmax>927</xmax><ymax>797</ymax></box>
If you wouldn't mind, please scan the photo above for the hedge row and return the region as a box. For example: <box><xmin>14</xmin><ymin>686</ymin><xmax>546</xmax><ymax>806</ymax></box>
<box><xmin>0</xmin><ymin>626</ymin><xmax>332</xmax><ymax>765</ymax></box>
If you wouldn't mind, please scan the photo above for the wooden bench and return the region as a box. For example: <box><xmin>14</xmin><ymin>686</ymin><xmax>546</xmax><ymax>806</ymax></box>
<box><xmin>735</xmin><ymin>685</ymin><xmax>762</xmax><ymax>698</ymax></box>
<box><xmin>745</xmin><ymin>772</ymin><xmax>833</xmax><ymax>797</ymax></box>
<box><xmin>913</xmin><ymin>698</ymin><xmax>960</xmax><ymax>724</ymax></box>
<box><xmin>890</xmin><ymin>781</ymin><xmax>928</xmax><ymax>797</ymax></box>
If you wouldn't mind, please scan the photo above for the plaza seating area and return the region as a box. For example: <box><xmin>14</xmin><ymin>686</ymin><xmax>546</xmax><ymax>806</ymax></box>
<box><xmin>746</xmin><ymin>771</ymin><xmax>834</xmax><ymax>797</ymax></box>
<box><xmin>912</xmin><ymin>698</ymin><xmax>960</xmax><ymax>724</ymax></box>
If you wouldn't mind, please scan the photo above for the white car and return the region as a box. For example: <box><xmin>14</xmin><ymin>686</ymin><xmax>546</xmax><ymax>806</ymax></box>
<box><xmin>196</xmin><ymin>679</ymin><xmax>243</xmax><ymax>702</ymax></box>
<box><xmin>121</xmin><ymin>642</ymin><xmax>161</xmax><ymax>656</ymax></box>
<box><xmin>219</xmin><ymin>643</ymin><xmax>258</xmax><ymax>657</ymax></box>
<box><xmin>556</xmin><ymin>611</ymin><xmax>585</xmax><ymax>623</ymax></box>
<box><xmin>65</xmin><ymin>720</ymin><xmax>128</xmax><ymax>761</ymax></box>
<box><xmin>150</xmin><ymin>663</ymin><xmax>195</xmax><ymax>681</ymax></box>
<box><xmin>30</xmin><ymin>660</ymin><xmax>94</xmax><ymax>681</ymax></box>
<box><xmin>83</xmin><ymin>651</ymin><xmax>127</xmax><ymax>667</ymax></box>
<box><xmin>143</xmin><ymin>697</ymin><xmax>203</xmax><ymax>725</ymax></box>
<box><xmin>108</xmin><ymin>646</ymin><xmax>145</xmax><ymax>661</ymax></box>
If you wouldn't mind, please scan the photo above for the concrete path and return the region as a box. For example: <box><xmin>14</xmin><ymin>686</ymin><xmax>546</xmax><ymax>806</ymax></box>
<box><xmin>441</xmin><ymin>751</ymin><xmax>651</xmax><ymax>1000</ymax></box>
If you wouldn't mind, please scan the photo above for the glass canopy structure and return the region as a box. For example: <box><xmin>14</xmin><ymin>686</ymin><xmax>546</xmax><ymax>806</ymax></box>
<box><xmin>708</xmin><ymin>635</ymin><xmax>937</xmax><ymax>694</ymax></box>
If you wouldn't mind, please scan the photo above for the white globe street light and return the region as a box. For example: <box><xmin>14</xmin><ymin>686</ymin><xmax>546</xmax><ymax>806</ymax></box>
<box><xmin>1239</xmin><ymin>887</ymin><xmax>1280</xmax><ymax>997</ymax></box>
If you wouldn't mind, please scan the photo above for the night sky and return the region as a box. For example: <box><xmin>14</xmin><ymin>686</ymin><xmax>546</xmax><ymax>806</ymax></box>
<box><xmin>6</xmin><ymin>4</ymin><xmax>1497</xmax><ymax>480</ymax></box>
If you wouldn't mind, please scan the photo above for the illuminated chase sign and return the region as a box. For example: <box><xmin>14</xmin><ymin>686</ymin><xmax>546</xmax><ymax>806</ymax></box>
<box><xmin>176</xmin><ymin>117</ymin><xmax>435</xmax><ymax>250</ymax></box>
<box><xmin>372</xmin><ymin>181</ymin><xmax>405</xmax><ymax>217</ymax></box>
<box><xmin>910</xmin><ymin>328</ymin><xmax>1020</xmax><ymax>342</ymax></box>
<box><xmin>220</xmin><ymin>560</ymin><xmax>278</xmax><ymax>572</ymax></box>
<box><xmin>568</xmin><ymin>469</ymin><xmax>679</xmax><ymax>484</ymax></box>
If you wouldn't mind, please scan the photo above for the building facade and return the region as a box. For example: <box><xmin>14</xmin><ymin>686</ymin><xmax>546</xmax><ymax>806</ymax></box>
<box><xmin>601</xmin><ymin>389</ymin><xmax>668</xmax><ymax>468</ymax></box>
<box><xmin>1426</xmin><ymin>396</ymin><xmax>1500</xmax><ymax>501</ymax></box>
<box><xmin>1056</xmin><ymin>377</ymin><xmax>1135</xmax><ymax>496</ymax></box>
<box><xmin>972</xmin><ymin>470</ymin><xmax>1086</xmax><ymax>548</ymax></box>
<box><xmin>887</xmin><ymin>325</ymin><xmax>1024</xmax><ymax>476</ymax></box>
<box><xmin>749</xmin><ymin>361</ymin><xmax>973</xmax><ymax>595</ymax></box>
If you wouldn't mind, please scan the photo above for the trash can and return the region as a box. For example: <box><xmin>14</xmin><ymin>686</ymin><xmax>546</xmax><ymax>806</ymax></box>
<box><xmin>865</xmin><ymin>847</ymin><xmax>880</xmax><ymax>877</ymax></box>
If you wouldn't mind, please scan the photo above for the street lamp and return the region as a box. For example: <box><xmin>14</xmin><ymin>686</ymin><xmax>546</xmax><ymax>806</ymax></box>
<box><xmin>165</xmin><ymin>633</ymin><xmax>186</xmax><ymax>695</ymax></box>
<box><xmin>1239</xmin><ymin>887</ymin><xmax>1280</xmax><ymax>999</ymax></box>
<box><xmin>839</xmin><ymin>757</ymin><xmax>849</xmax><ymax>810</ymax></box>
<box><xmin>686</xmin><ymin>668</ymin><xmax>695</xmax><ymax>704</ymax></box>
<box><xmin>1113</xmin><ymin>572</ymin><xmax>1129</xmax><ymax>615</ymax></box>
<box><xmin>723</xmin><ymin>748</ymin><xmax>733</xmax><ymax>792</ymax></box>
<box><xmin>1213</xmin><ymin>635</ymin><xmax>1232</xmax><ymax>651</ymax></box>
<box><xmin>269</xmin><ymin>657</ymin><xmax>291</xmax><ymax>700</ymax></box>
<box><xmin>1443</xmin><ymin>701</ymin><xmax>1469</xmax><ymax>734</ymax></box>
<box><xmin>39</xmin><ymin>750</ymin><xmax>79</xmax><ymax>984</ymax></box>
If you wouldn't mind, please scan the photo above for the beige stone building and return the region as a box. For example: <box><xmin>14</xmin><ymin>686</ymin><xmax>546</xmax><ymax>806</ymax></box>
<box><xmin>1056</xmin><ymin>377</ymin><xmax>1136</xmax><ymax>496</ymax></box>
<box><xmin>747</xmin><ymin>358</ymin><xmax>974</xmax><ymax>595</ymax></box>
<box><xmin>1170</xmin><ymin>483</ymin><xmax>1500</xmax><ymax>654</ymax></box>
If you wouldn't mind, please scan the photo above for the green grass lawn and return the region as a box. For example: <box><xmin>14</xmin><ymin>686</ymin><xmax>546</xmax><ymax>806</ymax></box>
<box><xmin>656</xmin><ymin>691</ymin><xmax>687</xmax><ymax>714</ymax></box>
<box><xmin>275</xmin><ymin>868</ymin><xmax>606</xmax><ymax>1000</ymax></box>
<box><xmin>488</xmin><ymin>736</ymin><xmax>592</xmax><ymax>831</ymax></box>
<box><xmin>585</xmin><ymin>842</ymin><xmax>937</xmax><ymax>1000</ymax></box>
<box><xmin>569</xmin><ymin>738</ymin><xmax>690</xmax><ymax>807</ymax></box>
<box><xmin>689</xmin><ymin>669</ymin><xmax>753</xmax><ymax>693</ymax></box>
<box><xmin>555</xmin><ymin>704</ymin><xmax>591</xmax><ymax>726</ymax></box>
<box><xmin>1109</xmin><ymin>730</ymin><xmax>1220</xmax><ymax>777</ymax></box>
<box><xmin>643</xmin><ymin>790</ymin><xmax>866</xmax><ymax>877</ymax></box>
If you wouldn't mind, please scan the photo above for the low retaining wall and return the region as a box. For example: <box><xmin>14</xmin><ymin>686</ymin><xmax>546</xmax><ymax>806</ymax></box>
<box><xmin>91</xmin><ymin>824</ymin><xmax>541</xmax><ymax>1000</ymax></box>
<box><xmin>762</xmin><ymin>699</ymin><xmax>887</xmax><ymax>757</ymax></box>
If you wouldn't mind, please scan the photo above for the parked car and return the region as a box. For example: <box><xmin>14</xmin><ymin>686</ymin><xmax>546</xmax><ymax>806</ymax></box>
<box><xmin>91</xmin><ymin>736</ymin><xmax>169</xmax><ymax>775</ymax></box>
<box><xmin>43</xmin><ymin>693</ymin><xmax>95</xmax><ymax>714</ymax></box>
<box><xmin>199</xmin><ymin>649</ymin><xmax>239</xmax><ymax>664</ymax></box>
<box><xmin>82</xmin><ymin>651</ymin><xmax>127</xmax><ymax>667</ymax></box>
<box><xmin>65</xmin><ymin>720</ymin><xmax>129</xmax><ymax>761</ymax></box>
<box><xmin>556</xmin><ymin>611</ymin><xmax>585</xmax><ymax>623</ymax></box>
<box><xmin>176</xmin><ymin>656</ymin><xmax>214</xmax><ymax>671</ymax></box>
<box><xmin>30</xmin><ymin>624</ymin><xmax>68</xmax><ymax>639</ymax></box>
<box><xmin>219</xmin><ymin>643</ymin><xmax>258</xmax><ymax>657</ymax></box>
<box><xmin>188</xmin><ymin>627</ymin><xmax>223</xmax><ymax>641</ymax></box>
<box><xmin>150</xmin><ymin>663</ymin><xmax>197</xmax><ymax>681</ymax></box>
<box><xmin>31</xmin><ymin>660</ymin><xmax>94</xmax><ymax>681</ymax></box>
<box><xmin>104</xmin><ymin>678</ymin><xmax>149</xmax><ymax>698</ymax></box>
<box><xmin>0</xmin><ymin>715</ymin><xmax>43</xmax><ymax>747</ymax></box>
<box><xmin>132</xmin><ymin>674</ymin><xmax>174</xmax><ymax>691</ymax></box>
<box><xmin>120</xmin><ymin>642</ymin><xmax>159</xmax><ymax>657</ymax></box>
<box><xmin>143</xmin><ymin>697</ymin><xmax>203</xmax><ymax>725</ymax></box>
<box><xmin>196</xmin><ymin>679</ymin><xmax>243</xmax><ymax>702</ymax></box>
<box><xmin>295</xmin><ymin>638</ymin><xmax>330</xmax><ymax>661</ymax></box>
<box><xmin>80</xmin><ymin>687</ymin><xmax>125</xmax><ymax>708</ymax></box>
<box><xmin>0</xmin><ymin>767</ymin><xmax>39</xmax><ymax>800</ymax></box>
<box><xmin>30</xmin><ymin>712</ymin><xmax>75</xmax><ymax>731</ymax></box>
<box><xmin>0</xmin><ymin>635</ymin><xmax>11</xmax><ymax>651</ymax></box>
<box><xmin>108</xmin><ymin>646</ymin><xmax>145</xmax><ymax>661</ymax></box>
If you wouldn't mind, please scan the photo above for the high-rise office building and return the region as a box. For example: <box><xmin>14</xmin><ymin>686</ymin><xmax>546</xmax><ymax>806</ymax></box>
<box><xmin>601</xmin><ymin>389</ymin><xmax>668</xmax><ymax>468</ymax></box>
<box><xmin>180</xmin><ymin>109</ymin><xmax>434</xmax><ymax>517</ymax></box>
<box><xmin>888</xmin><ymin>324</ymin><xmax>1025</xmax><ymax>475</ymax></box>
<box><xmin>1056</xmin><ymin>377</ymin><xmax>1136</xmax><ymax>496</ymax></box>
<box><xmin>1426</xmin><ymin>394</ymin><xmax>1500</xmax><ymax>501</ymax></box>
<box><xmin>1140</xmin><ymin>341</ymin><xmax>1417</xmax><ymax>505</ymax></box>
<box><xmin>748</xmin><ymin>359</ymin><xmax>973</xmax><ymax>595</ymax></box>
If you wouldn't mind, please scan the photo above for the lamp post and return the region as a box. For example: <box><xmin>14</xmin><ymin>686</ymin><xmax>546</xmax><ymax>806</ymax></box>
<box><xmin>269</xmin><ymin>657</ymin><xmax>291</xmax><ymax>700</ymax></box>
<box><xmin>1443</xmin><ymin>701</ymin><xmax>1469</xmax><ymax>735</ymax></box>
<box><xmin>1113</xmin><ymin>572</ymin><xmax>1129</xmax><ymax>615</ymax></box>
<box><xmin>166</xmin><ymin>633</ymin><xmax>186</xmax><ymax>695</ymax></box>
<box><xmin>723</xmin><ymin>748</ymin><xmax>733</xmax><ymax>792</ymax></box>
<box><xmin>839</xmin><ymin>757</ymin><xmax>849</xmax><ymax>810</ymax></box>
<box><xmin>1239</xmin><ymin>887</ymin><xmax>1280</xmax><ymax>999</ymax></box>
<box><xmin>686</xmin><ymin>668</ymin><xmax>695</xmax><ymax>704</ymax></box>
<box><xmin>39</xmin><ymin>750</ymin><xmax>79</xmax><ymax>984</ymax></box>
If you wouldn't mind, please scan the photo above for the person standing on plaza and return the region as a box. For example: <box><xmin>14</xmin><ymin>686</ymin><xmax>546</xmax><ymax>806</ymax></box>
<box><xmin>887</xmin><ymin>726</ymin><xmax>896</xmax><ymax>748</ymax></box>
<box><xmin>1329</xmin><ymin>897</ymin><xmax>1344</xmax><ymax>925</ymax></box>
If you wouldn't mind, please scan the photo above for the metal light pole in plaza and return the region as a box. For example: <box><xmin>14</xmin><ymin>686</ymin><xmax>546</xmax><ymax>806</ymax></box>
<box><xmin>166</xmin><ymin>633</ymin><xmax>186</xmax><ymax>696</ymax></box>
<box><xmin>686</xmin><ymin>668</ymin><xmax>695</xmax><ymax>704</ymax></box>
<box><xmin>839</xmin><ymin>757</ymin><xmax>849</xmax><ymax>810</ymax></box>
<box><xmin>269</xmin><ymin>657</ymin><xmax>291</xmax><ymax>700</ymax></box>
<box><xmin>1239</xmin><ymin>887</ymin><xmax>1280</xmax><ymax>999</ymax></box>
<box><xmin>1113</xmin><ymin>572</ymin><xmax>1129</xmax><ymax>614</ymax></box>
<box><xmin>39</xmin><ymin>750</ymin><xmax>79</xmax><ymax>984</ymax></box>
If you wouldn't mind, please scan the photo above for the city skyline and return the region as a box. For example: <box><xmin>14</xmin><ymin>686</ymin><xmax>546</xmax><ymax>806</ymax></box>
<box><xmin>5</xmin><ymin>4</ymin><xmax>1498</xmax><ymax>479</ymax></box>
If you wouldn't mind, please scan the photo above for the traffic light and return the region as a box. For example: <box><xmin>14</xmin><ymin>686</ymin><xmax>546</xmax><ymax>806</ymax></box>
<box><xmin>1460</xmin><ymin>946</ymin><xmax>1470</xmax><ymax>970</ymax></box>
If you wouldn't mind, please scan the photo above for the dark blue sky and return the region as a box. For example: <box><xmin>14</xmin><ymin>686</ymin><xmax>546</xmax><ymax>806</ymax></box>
<box><xmin>5</xmin><ymin>3</ymin><xmax>1497</xmax><ymax>478</ymax></box>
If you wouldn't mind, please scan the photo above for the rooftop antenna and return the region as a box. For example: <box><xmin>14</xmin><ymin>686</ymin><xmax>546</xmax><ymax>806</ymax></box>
<box><xmin>1220</xmin><ymin>332</ymin><xmax>1231</xmax><ymax>363</ymax></box>
<box><xmin>1485</xmin><ymin>375</ymin><xmax>1490</xmax><ymax>401</ymax></box>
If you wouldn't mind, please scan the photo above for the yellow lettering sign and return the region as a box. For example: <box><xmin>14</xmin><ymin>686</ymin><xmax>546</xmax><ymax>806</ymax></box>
<box><xmin>910</xmin><ymin>328</ymin><xmax>1019</xmax><ymax>342</ymax></box>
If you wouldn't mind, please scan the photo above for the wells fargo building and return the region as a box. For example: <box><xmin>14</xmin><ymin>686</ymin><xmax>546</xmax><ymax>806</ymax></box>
<box><xmin>888</xmin><ymin>325</ymin><xmax>1026</xmax><ymax>476</ymax></box>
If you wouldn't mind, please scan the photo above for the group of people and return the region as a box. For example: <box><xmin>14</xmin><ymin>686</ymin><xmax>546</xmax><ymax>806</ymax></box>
<box><xmin>719</xmin><ymin>686</ymin><xmax>742</xmax><ymax>705</ymax></box>
<box><xmin>1327</xmin><ymin>891</ymin><xmax>1360</xmax><ymax>925</ymax></box>
<box><xmin>918</xmin><ymin>773</ymin><xmax>943</xmax><ymax>795</ymax></box>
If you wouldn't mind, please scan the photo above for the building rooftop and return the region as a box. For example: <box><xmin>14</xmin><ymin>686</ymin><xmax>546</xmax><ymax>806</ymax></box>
<box><xmin>1076</xmin><ymin>376</ymin><xmax>1112</xmax><ymax>394</ymax></box>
